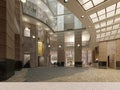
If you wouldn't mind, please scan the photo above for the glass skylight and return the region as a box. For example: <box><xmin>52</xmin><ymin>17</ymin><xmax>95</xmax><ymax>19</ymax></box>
<box><xmin>101</xmin><ymin>33</ymin><xmax>105</xmax><ymax>37</ymax></box>
<box><xmin>96</xmin><ymin>30</ymin><xmax>100</xmax><ymax>33</ymax></box>
<box><xmin>106</xmin><ymin>4</ymin><xmax>116</xmax><ymax>12</ymax></box>
<box><xmin>97</xmin><ymin>9</ymin><xmax>105</xmax><ymax>15</ymax></box>
<box><xmin>106</xmin><ymin>32</ymin><xmax>111</xmax><ymax>36</ymax></box>
<box><xmin>90</xmin><ymin>13</ymin><xmax>97</xmax><ymax>18</ymax></box>
<box><xmin>92</xmin><ymin>0</ymin><xmax>104</xmax><ymax>6</ymax></box>
<box><xmin>111</xmin><ymin>30</ymin><xmax>117</xmax><ymax>35</ymax></box>
<box><xmin>101</xmin><ymin>28</ymin><xmax>106</xmax><ymax>32</ymax></box>
<box><xmin>115</xmin><ymin>34</ymin><xmax>120</xmax><ymax>38</ymax></box>
<box><xmin>99</xmin><ymin>14</ymin><xmax>106</xmax><ymax>20</ymax></box>
<box><xmin>107</xmin><ymin>26</ymin><xmax>112</xmax><ymax>31</ymax></box>
<box><xmin>114</xmin><ymin>17</ymin><xmax>120</xmax><ymax>22</ymax></box>
<box><xmin>100</xmin><ymin>21</ymin><xmax>106</xmax><ymax>27</ymax></box>
<box><xmin>113</xmin><ymin>24</ymin><xmax>119</xmax><ymax>29</ymax></box>
<box><xmin>90</xmin><ymin>2</ymin><xmax>120</xmax><ymax>23</ymax></box>
<box><xmin>116</xmin><ymin>8</ymin><xmax>120</xmax><ymax>14</ymax></box>
<box><xmin>107</xmin><ymin>11</ymin><xmax>115</xmax><ymax>18</ymax></box>
<box><xmin>107</xmin><ymin>19</ymin><xmax>113</xmax><ymax>25</ymax></box>
<box><xmin>95</xmin><ymin>23</ymin><xmax>100</xmax><ymax>29</ymax></box>
<box><xmin>117</xmin><ymin>2</ymin><xmax>120</xmax><ymax>8</ymax></box>
<box><xmin>117</xmin><ymin>29</ymin><xmax>120</xmax><ymax>33</ymax></box>
<box><xmin>83</xmin><ymin>1</ymin><xmax>93</xmax><ymax>10</ymax></box>
<box><xmin>77</xmin><ymin>0</ymin><xmax>106</xmax><ymax>10</ymax></box>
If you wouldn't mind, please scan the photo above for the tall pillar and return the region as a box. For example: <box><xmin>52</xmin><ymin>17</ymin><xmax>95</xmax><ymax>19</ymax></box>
<box><xmin>0</xmin><ymin>0</ymin><xmax>21</xmax><ymax>60</ymax></box>
<box><xmin>44</xmin><ymin>31</ymin><xmax>50</xmax><ymax>66</ymax></box>
<box><xmin>0</xmin><ymin>0</ymin><xmax>6</xmax><ymax>59</ymax></box>
<box><xmin>75</xmin><ymin>30</ymin><xmax>82</xmax><ymax>66</ymax></box>
<box><xmin>57</xmin><ymin>32</ymin><xmax>65</xmax><ymax>66</ymax></box>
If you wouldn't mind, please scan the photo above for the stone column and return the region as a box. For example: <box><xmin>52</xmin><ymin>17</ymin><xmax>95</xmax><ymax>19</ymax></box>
<box><xmin>74</xmin><ymin>30</ymin><xmax>82</xmax><ymax>66</ymax></box>
<box><xmin>57</xmin><ymin>32</ymin><xmax>65</xmax><ymax>66</ymax></box>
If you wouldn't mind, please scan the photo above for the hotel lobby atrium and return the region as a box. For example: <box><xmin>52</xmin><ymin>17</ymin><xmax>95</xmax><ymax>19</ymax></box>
<box><xmin>0</xmin><ymin>0</ymin><xmax>120</xmax><ymax>82</ymax></box>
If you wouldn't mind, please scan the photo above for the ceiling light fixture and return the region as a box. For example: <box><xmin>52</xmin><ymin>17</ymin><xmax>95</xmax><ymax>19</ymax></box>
<box><xmin>81</xmin><ymin>15</ymin><xmax>84</xmax><ymax>18</ymax></box>
<box><xmin>64</xmin><ymin>0</ymin><xmax>68</xmax><ymax>3</ymax></box>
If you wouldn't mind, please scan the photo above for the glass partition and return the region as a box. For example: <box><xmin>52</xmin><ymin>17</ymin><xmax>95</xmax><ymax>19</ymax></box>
<box><xmin>22</xmin><ymin>0</ymin><xmax>85</xmax><ymax>31</ymax></box>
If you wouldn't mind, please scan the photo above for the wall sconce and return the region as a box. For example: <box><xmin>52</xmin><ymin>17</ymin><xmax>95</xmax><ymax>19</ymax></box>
<box><xmin>58</xmin><ymin>45</ymin><xmax>62</xmax><ymax>48</ymax></box>
<box><xmin>48</xmin><ymin>45</ymin><xmax>51</xmax><ymax>48</ymax></box>
<box><xmin>32</xmin><ymin>35</ymin><xmax>35</xmax><ymax>39</ymax></box>
<box><xmin>77</xmin><ymin>44</ymin><xmax>80</xmax><ymax>47</ymax></box>
<box><xmin>20</xmin><ymin>0</ymin><xmax>26</xmax><ymax>3</ymax></box>
<box><xmin>64</xmin><ymin>0</ymin><xmax>68</xmax><ymax>3</ymax></box>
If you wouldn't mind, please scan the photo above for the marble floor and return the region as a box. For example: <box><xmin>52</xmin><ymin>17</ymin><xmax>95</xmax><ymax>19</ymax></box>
<box><xmin>5</xmin><ymin>67</ymin><xmax>120</xmax><ymax>82</ymax></box>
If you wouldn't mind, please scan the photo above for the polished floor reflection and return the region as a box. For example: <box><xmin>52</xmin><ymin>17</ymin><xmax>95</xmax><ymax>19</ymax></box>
<box><xmin>6</xmin><ymin>67</ymin><xmax>120</xmax><ymax>82</ymax></box>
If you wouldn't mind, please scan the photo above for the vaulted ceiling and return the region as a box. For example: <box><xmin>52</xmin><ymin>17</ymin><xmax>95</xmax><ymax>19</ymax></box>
<box><xmin>58</xmin><ymin>0</ymin><xmax>120</xmax><ymax>48</ymax></box>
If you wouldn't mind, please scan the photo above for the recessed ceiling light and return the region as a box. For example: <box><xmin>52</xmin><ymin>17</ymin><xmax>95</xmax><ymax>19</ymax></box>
<box><xmin>64</xmin><ymin>0</ymin><xmax>68</xmax><ymax>3</ymax></box>
<box><xmin>81</xmin><ymin>15</ymin><xmax>84</xmax><ymax>18</ymax></box>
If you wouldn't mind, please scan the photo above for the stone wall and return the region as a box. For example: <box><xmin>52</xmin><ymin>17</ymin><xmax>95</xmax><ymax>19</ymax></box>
<box><xmin>0</xmin><ymin>0</ymin><xmax>22</xmax><ymax>60</ymax></box>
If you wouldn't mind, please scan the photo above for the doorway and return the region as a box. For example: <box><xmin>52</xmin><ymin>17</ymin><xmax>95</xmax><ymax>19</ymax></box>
<box><xmin>108</xmin><ymin>55</ymin><xmax>115</xmax><ymax>68</ymax></box>
<box><xmin>65</xmin><ymin>48</ymin><xmax>74</xmax><ymax>67</ymax></box>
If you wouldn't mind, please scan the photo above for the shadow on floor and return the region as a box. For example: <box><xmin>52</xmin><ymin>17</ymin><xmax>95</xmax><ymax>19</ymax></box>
<box><xmin>24</xmin><ymin>67</ymin><xmax>89</xmax><ymax>82</ymax></box>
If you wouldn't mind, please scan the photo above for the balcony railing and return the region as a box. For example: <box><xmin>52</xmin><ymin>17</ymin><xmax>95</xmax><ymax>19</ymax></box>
<box><xmin>22</xmin><ymin>1</ymin><xmax>56</xmax><ymax>31</ymax></box>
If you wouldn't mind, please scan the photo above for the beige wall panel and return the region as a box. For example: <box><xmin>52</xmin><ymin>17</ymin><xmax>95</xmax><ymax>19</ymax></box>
<box><xmin>99</xmin><ymin>42</ymin><xmax>107</xmax><ymax>61</ymax></box>
<box><xmin>116</xmin><ymin>39</ymin><xmax>120</xmax><ymax>61</ymax></box>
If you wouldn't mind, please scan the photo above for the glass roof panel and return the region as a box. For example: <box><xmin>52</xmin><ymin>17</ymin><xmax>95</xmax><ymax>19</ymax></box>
<box><xmin>106</xmin><ymin>4</ymin><xmax>116</xmax><ymax>12</ymax></box>
<box><xmin>92</xmin><ymin>0</ymin><xmax>104</xmax><ymax>6</ymax></box>
<box><xmin>118</xmin><ymin>29</ymin><xmax>120</xmax><ymax>33</ymax></box>
<box><xmin>101</xmin><ymin>33</ymin><xmax>105</xmax><ymax>37</ymax></box>
<box><xmin>100</xmin><ymin>21</ymin><xmax>106</xmax><ymax>27</ymax></box>
<box><xmin>114</xmin><ymin>17</ymin><xmax>120</xmax><ymax>22</ymax></box>
<box><xmin>95</xmin><ymin>23</ymin><xmax>100</xmax><ymax>29</ymax></box>
<box><xmin>92</xmin><ymin>17</ymin><xmax>99</xmax><ymax>23</ymax></box>
<box><xmin>107</xmin><ymin>10</ymin><xmax>115</xmax><ymax>18</ymax></box>
<box><xmin>90</xmin><ymin>13</ymin><xmax>97</xmax><ymax>18</ymax></box>
<box><xmin>78</xmin><ymin>0</ymin><xmax>90</xmax><ymax>5</ymax></box>
<box><xmin>97</xmin><ymin>34</ymin><xmax>100</xmax><ymax>38</ymax></box>
<box><xmin>106</xmin><ymin>32</ymin><xmax>111</xmax><ymax>36</ymax></box>
<box><xmin>116</xmin><ymin>8</ymin><xmax>120</xmax><ymax>14</ymax></box>
<box><xmin>96</xmin><ymin>30</ymin><xmax>100</xmax><ymax>33</ymax></box>
<box><xmin>83</xmin><ymin>1</ymin><xmax>93</xmax><ymax>10</ymax></box>
<box><xmin>99</xmin><ymin>14</ymin><xmax>106</xmax><ymax>20</ymax></box>
<box><xmin>107</xmin><ymin>19</ymin><xmax>113</xmax><ymax>25</ymax></box>
<box><xmin>111</xmin><ymin>30</ymin><xmax>117</xmax><ymax>35</ymax></box>
<box><xmin>107</xmin><ymin>26</ymin><xmax>112</xmax><ymax>31</ymax></box>
<box><xmin>117</xmin><ymin>2</ymin><xmax>120</xmax><ymax>8</ymax></box>
<box><xmin>101</xmin><ymin>28</ymin><xmax>106</xmax><ymax>32</ymax></box>
<box><xmin>97</xmin><ymin>9</ymin><xmax>105</xmax><ymax>16</ymax></box>
<box><xmin>113</xmin><ymin>24</ymin><xmax>119</xmax><ymax>29</ymax></box>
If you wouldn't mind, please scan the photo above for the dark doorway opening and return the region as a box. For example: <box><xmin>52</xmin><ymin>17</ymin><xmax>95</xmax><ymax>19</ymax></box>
<box><xmin>108</xmin><ymin>56</ymin><xmax>110</xmax><ymax>67</ymax></box>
